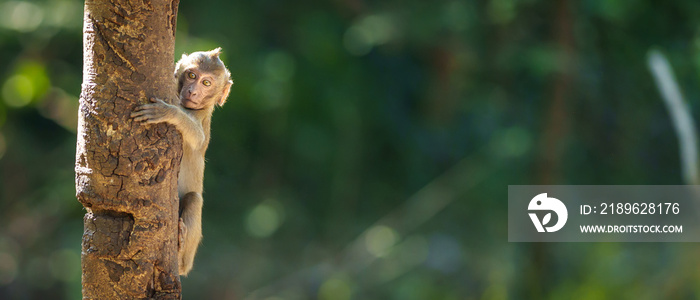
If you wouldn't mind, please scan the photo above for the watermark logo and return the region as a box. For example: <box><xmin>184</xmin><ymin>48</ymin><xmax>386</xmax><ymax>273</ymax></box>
<box><xmin>528</xmin><ymin>193</ymin><xmax>568</xmax><ymax>232</ymax></box>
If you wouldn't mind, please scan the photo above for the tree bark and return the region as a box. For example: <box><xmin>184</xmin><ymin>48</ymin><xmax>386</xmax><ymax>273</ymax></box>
<box><xmin>76</xmin><ymin>0</ymin><xmax>182</xmax><ymax>298</ymax></box>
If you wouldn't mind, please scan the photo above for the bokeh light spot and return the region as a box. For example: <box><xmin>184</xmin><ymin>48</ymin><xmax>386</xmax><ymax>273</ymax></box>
<box><xmin>246</xmin><ymin>201</ymin><xmax>285</xmax><ymax>238</ymax></box>
<box><xmin>2</xmin><ymin>61</ymin><xmax>51</xmax><ymax>108</ymax></box>
<box><xmin>365</xmin><ymin>225</ymin><xmax>399</xmax><ymax>257</ymax></box>
<box><xmin>426</xmin><ymin>234</ymin><xmax>462</xmax><ymax>274</ymax></box>
<box><xmin>318</xmin><ymin>276</ymin><xmax>352</xmax><ymax>300</ymax></box>
<box><xmin>344</xmin><ymin>14</ymin><xmax>398</xmax><ymax>56</ymax></box>
<box><xmin>343</xmin><ymin>25</ymin><xmax>373</xmax><ymax>56</ymax></box>
<box><xmin>2</xmin><ymin>75</ymin><xmax>34</xmax><ymax>108</ymax></box>
<box><xmin>0</xmin><ymin>1</ymin><xmax>44</xmax><ymax>32</ymax></box>
<box><xmin>44</xmin><ymin>1</ymin><xmax>81</xmax><ymax>29</ymax></box>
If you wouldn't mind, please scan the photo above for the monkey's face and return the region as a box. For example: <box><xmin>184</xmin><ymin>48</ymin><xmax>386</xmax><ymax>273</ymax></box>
<box><xmin>179</xmin><ymin>69</ymin><xmax>220</xmax><ymax>110</ymax></box>
<box><xmin>175</xmin><ymin>49</ymin><xmax>232</xmax><ymax>109</ymax></box>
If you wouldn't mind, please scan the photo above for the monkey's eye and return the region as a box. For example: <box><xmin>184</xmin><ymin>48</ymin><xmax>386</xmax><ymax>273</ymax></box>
<box><xmin>188</xmin><ymin>72</ymin><xmax>196</xmax><ymax>79</ymax></box>
<box><xmin>202</xmin><ymin>79</ymin><xmax>211</xmax><ymax>87</ymax></box>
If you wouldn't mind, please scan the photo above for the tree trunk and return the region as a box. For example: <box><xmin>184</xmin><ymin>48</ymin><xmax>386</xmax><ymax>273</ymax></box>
<box><xmin>76</xmin><ymin>0</ymin><xmax>182</xmax><ymax>298</ymax></box>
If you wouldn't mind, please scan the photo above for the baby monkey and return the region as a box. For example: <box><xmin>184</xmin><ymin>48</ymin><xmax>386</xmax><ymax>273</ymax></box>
<box><xmin>131</xmin><ymin>48</ymin><xmax>232</xmax><ymax>275</ymax></box>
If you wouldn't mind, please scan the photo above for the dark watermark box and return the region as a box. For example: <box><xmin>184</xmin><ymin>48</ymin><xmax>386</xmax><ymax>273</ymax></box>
<box><xmin>508</xmin><ymin>185</ymin><xmax>700</xmax><ymax>242</ymax></box>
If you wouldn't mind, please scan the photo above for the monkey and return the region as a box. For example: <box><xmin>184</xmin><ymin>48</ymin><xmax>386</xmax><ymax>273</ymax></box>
<box><xmin>130</xmin><ymin>48</ymin><xmax>232</xmax><ymax>276</ymax></box>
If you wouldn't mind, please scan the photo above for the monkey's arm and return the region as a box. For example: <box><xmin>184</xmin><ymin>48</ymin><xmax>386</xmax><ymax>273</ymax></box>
<box><xmin>131</xmin><ymin>98</ymin><xmax>206</xmax><ymax>149</ymax></box>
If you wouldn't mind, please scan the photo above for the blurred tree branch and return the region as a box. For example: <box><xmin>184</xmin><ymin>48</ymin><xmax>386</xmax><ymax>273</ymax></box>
<box><xmin>648</xmin><ymin>50</ymin><xmax>699</xmax><ymax>185</ymax></box>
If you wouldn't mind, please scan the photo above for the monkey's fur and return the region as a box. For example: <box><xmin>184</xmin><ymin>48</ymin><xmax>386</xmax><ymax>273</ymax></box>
<box><xmin>131</xmin><ymin>48</ymin><xmax>232</xmax><ymax>275</ymax></box>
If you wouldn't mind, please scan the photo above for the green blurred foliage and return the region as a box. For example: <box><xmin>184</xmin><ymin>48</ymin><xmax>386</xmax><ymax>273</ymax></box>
<box><xmin>1</xmin><ymin>0</ymin><xmax>700</xmax><ymax>299</ymax></box>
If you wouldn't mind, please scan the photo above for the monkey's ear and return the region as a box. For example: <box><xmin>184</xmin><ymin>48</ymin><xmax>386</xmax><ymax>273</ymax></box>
<box><xmin>218</xmin><ymin>80</ymin><xmax>233</xmax><ymax>106</ymax></box>
<box><xmin>210</xmin><ymin>47</ymin><xmax>222</xmax><ymax>59</ymax></box>
<box><xmin>181</xmin><ymin>53</ymin><xmax>188</xmax><ymax>60</ymax></box>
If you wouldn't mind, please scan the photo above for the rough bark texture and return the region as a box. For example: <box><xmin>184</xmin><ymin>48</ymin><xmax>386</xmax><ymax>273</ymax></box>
<box><xmin>76</xmin><ymin>0</ymin><xmax>182</xmax><ymax>298</ymax></box>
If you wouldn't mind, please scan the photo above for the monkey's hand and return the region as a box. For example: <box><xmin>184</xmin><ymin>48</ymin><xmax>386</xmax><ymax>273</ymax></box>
<box><xmin>131</xmin><ymin>97</ymin><xmax>178</xmax><ymax>124</ymax></box>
